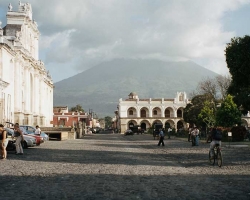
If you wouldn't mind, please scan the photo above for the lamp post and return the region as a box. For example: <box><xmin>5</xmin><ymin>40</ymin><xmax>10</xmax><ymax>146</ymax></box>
<box><xmin>228</xmin><ymin>131</ymin><xmax>232</xmax><ymax>148</ymax></box>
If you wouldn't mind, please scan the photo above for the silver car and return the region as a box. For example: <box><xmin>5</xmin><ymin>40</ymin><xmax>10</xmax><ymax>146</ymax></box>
<box><xmin>20</xmin><ymin>125</ymin><xmax>49</xmax><ymax>141</ymax></box>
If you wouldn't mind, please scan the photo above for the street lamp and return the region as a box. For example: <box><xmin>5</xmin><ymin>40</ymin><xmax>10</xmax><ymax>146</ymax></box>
<box><xmin>228</xmin><ymin>132</ymin><xmax>232</xmax><ymax>148</ymax></box>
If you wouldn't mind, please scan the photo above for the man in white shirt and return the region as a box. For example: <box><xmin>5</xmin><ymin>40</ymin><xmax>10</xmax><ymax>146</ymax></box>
<box><xmin>167</xmin><ymin>127</ymin><xmax>172</xmax><ymax>139</ymax></box>
<box><xmin>35</xmin><ymin>125</ymin><xmax>41</xmax><ymax>135</ymax></box>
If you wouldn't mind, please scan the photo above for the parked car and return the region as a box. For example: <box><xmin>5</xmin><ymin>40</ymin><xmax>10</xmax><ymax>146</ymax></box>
<box><xmin>19</xmin><ymin>126</ymin><xmax>44</xmax><ymax>145</ymax></box>
<box><xmin>5</xmin><ymin>128</ymin><xmax>37</xmax><ymax>149</ymax></box>
<box><xmin>124</xmin><ymin>129</ymin><xmax>134</xmax><ymax>136</ymax></box>
<box><xmin>5</xmin><ymin>122</ymin><xmax>48</xmax><ymax>143</ymax></box>
<box><xmin>20</xmin><ymin>125</ymin><xmax>49</xmax><ymax>141</ymax></box>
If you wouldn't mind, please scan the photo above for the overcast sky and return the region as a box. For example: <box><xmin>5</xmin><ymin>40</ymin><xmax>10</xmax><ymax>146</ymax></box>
<box><xmin>1</xmin><ymin>0</ymin><xmax>250</xmax><ymax>82</ymax></box>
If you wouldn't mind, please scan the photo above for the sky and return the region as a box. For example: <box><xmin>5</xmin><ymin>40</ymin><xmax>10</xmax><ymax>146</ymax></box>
<box><xmin>0</xmin><ymin>0</ymin><xmax>250</xmax><ymax>83</ymax></box>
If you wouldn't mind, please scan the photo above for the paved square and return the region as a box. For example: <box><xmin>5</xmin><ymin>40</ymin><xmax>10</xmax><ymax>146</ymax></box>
<box><xmin>1</xmin><ymin>134</ymin><xmax>250</xmax><ymax>200</ymax></box>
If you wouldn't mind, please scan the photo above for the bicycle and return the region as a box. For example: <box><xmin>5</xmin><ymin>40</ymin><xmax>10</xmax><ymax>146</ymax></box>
<box><xmin>209</xmin><ymin>144</ymin><xmax>223</xmax><ymax>167</ymax></box>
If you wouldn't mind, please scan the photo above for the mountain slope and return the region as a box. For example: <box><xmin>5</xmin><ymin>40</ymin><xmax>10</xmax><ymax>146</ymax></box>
<box><xmin>54</xmin><ymin>59</ymin><xmax>218</xmax><ymax>117</ymax></box>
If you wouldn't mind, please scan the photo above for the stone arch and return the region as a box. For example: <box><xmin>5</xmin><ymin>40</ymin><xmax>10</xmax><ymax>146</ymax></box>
<box><xmin>127</xmin><ymin>107</ymin><xmax>137</xmax><ymax>117</ymax></box>
<box><xmin>165</xmin><ymin>107</ymin><xmax>174</xmax><ymax>118</ymax></box>
<box><xmin>140</xmin><ymin>107</ymin><xmax>149</xmax><ymax>118</ymax></box>
<box><xmin>140</xmin><ymin>120</ymin><xmax>151</xmax><ymax>131</ymax></box>
<box><xmin>152</xmin><ymin>120</ymin><xmax>163</xmax><ymax>127</ymax></box>
<box><xmin>177</xmin><ymin>120</ymin><xmax>187</xmax><ymax>130</ymax></box>
<box><xmin>241</xmin><ymin>119</ymin><xmax>248</xmax><ymax>128</ymax></box>
<box><xmin>127</xmin><ymin>120</ymin><xmax>137</xmax><ymax>130</ymax></box>
<box><xmin>152</xmin><ymin>107</ymin><xmax>161</xmax><ymax>117</ymax></box>
<box><xmin>164</xmin><ymin>119</ymin><xmax>175</xmax><ymax>129</ymax></box>
<box><xmin>177</xmin><ymin>107</ymin><xmax>184</xmax><ymax>118</ymax></box>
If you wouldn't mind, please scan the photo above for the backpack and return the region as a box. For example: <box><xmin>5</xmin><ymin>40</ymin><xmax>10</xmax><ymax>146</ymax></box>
<box><xmin>214</xmin><ymin>130</ymin><xmax>222</xmax><ymax>141</ymax></box>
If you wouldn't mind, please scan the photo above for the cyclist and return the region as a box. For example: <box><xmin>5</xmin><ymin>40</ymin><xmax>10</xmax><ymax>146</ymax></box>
<box><xmin>210</xmin><ymin>127</ymin><xmax>222</xmax><ymax>158</ymax></box>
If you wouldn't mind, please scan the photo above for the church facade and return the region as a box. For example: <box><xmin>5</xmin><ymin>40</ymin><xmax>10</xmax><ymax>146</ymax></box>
<box><xmin>117</xmin><ymin>92</ymin><xmax>189</xmax><ymax>133</ymax></box>
<box><xmin>0</xmin><ymin>2</ymin><xmax>53</xmax><ymax>126</ymax></box>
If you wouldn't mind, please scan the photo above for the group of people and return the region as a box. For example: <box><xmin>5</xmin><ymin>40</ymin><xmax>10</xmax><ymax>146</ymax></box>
<box><xmin>188</xmin><ymin>126</ymin><xmax>222</xmax><ymax>157</ymax></box>
<box><xmin>157</xmin><ymin>126</ymin><xmax>222</xmax><ymax>158</ymax></box>
<box><xmin>0</xmin><ymin>123</ymin><xmax>41</xmax><ymax>160</ymax></box>
<box><xmin>188</xmin><ymin>127</ymin><xmax>200</xmax><ymax>146</ymax></box>
<box><xmin>0</xmin><ymin>123</ymin><xmax>24</xmax><ymax>160</ymax></box>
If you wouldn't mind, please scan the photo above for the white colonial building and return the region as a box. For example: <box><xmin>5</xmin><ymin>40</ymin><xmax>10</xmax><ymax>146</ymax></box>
<box><xmin>117</xmin><ymin>92</ymin><xmax>190</xmax><ymax>133</ymax></box>
<box><xmin>0</xmin><ymin>2</ymin><xmax>53</xmax><ymax>126</ymax></box>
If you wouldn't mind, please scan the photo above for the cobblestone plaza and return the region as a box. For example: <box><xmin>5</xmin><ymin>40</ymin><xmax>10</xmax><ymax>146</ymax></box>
<box><xmin>1</xmin><ymin>134</ymin><xmax>250</xmax><ymax>200</ymax></box>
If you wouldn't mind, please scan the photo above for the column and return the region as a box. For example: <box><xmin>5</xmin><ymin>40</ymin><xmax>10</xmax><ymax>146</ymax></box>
<box><xmin>161</xmin><ymin>107</ymin><xmax>164</xmax><ymax>118</ymax></box>
<box><xmin>149</xmin><ymin>106</ymin><xmax>152</xmax><ymax>118</ymax></box>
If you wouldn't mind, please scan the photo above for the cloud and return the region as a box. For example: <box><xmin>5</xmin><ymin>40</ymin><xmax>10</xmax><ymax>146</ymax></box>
<box><xmin>1</xmin><ymin>0</ymin><xmax>250</xmax><ymax>82</ymax></box>
<box><xmin>40</xmin><ymin>29</ymin><xmax>76</xmax><ymax>63</ymax></box>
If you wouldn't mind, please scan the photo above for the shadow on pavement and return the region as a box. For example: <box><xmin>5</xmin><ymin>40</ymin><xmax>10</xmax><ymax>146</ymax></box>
<box><xmin>1</xmin><ymin>174</ymin><xmax>249</xmax><ymax>200</ymax></box>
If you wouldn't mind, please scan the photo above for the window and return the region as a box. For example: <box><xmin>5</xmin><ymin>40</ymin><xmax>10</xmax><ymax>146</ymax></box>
<box><xmin>141</xmin><ymin>110</ymin><xmax>146</xmax><ymax>117</ymax></box>
<box><xmin>153</xmin><ymin>110</ymin><xmax>157</xmax><ymax>115</ymax></box>
<box><xmin>165</xmin><ymin>110</ymin><xmax>170</xmax><ymax>117</ymax></box>
<box><xmin>129</xmin><ymin>110</ymin><xmax>133</xmax><ymax>115</ymax></box>
<box><xmin>177</xmin><ymin>110</ymin><xmax>182</xmax><ymax>118</ymax></box>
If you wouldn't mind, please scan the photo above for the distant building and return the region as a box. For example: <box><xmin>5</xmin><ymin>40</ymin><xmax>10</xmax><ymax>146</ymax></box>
<box><xmin>53</xmin><ymin>106</ymin><xmax>88</xmax><ymax>127</ymax></box>
<box><xmin>0</xmin><ymin>2</ymin><xmax>53</xmax><ymax>126</ymax></box>
<box><xmin>117</xmin><ymin>92</ymin><xmax>189</xmax><ymax>133</ymax></box>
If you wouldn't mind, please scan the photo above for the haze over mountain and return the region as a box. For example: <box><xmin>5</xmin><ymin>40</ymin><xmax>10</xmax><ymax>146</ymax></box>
<box><xmin>54</xmin><ymin>59</ymin><xmax>218</xmax><ymax>117</ymax></box>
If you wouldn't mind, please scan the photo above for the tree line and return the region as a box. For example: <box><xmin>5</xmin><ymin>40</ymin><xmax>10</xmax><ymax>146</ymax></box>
<box><xmin>184</xmin><ymin>35</ymin><xmax>250</xmax><ymax>129</ymax></box>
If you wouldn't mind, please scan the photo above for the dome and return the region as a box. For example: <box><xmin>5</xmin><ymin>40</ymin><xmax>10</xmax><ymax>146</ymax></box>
<box><xmin>128</xmin><ymin>92</ymin><xmax>137</xmax><ymax>96</ymax></box>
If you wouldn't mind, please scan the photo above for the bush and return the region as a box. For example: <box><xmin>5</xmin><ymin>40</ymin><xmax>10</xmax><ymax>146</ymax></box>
<box><xmin>176</xmin><ymin>129</ymin><xmax>188</xmax><ymax>137</ymax></box>
<box><xmin>221</xmin><ymin>130</ymin><xmax>229</xmax><ymax>142</ymax></box>
<box><xmin>147</xmin><ymin>127</ymin><xmax>154</xmax><ymax>135</ymax></box>
<box><xmin>231</xmin><ymin>126</ymin><xmax>247</xmax><ymax>142</ymax></box>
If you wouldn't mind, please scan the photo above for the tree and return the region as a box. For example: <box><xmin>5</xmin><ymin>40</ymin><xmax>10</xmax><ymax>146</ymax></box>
<box><xmin>197</xmin><ymin>77</ymin><xmax>217</xmax><ymax>100</ymax></box>
<box><xmin>104</xmin><ymin>116</ymin><xmax>112</xmax><ymax>128</ymax></box>
<box><xmin>183</xmin><ymin>94</ymin><xmax>213</xmax><ymax>127</ymax></box>
<box><xmin>196</xmin><ymin>75</ymin><xmax>231</xmax><ymax>100</ymax></box>
<box><xmin>70</xmin><ymin>104</ymin><xmax>84</xmax><ymax>112</ymax></box>
<box><xmin>216</xmin><ymin>95</ymin><xmax>241</xmax><ymax>128</ymax></box>
<box><xmin>216</xmin><ymin>75</ymin><xmax>231</xmax><ymax>100</ymax></box>
<box><xmin>198</xmin><ymin>100</ymin><xmax>216</xmax><ymax>128</ymax></box>
<box><xmin>225</xmin><ymin>35</ymin><xmax>250</xmax><ymax>114</ymax></box>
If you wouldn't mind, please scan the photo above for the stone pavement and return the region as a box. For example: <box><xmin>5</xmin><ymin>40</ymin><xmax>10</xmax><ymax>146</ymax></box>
<box><xmin>0</xmin><ymin>134</ymin><xmax>250</xmax><ymax>200</ymax></box>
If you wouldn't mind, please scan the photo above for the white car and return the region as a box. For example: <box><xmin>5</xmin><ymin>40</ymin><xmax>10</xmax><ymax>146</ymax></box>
<box><xmin>20</xmin><ymin>125</ymin><xmax>49</xmax><ymax>141</ymax></box>
<box><xmin>5</xmin><ymin>128</ymin><xmax>37</xmax><ymax>149</ymax></box>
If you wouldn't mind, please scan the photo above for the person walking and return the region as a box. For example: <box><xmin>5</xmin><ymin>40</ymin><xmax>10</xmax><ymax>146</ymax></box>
<box><xmin>0</xmin><ymin>124</ymin><xmax>8</xmax><ymax>159</ymax></box>
<box><xmin>188</xmin><ymin>127</ymin><xmax>192</xmax><ymax>142</ymax></box>
<box><xmin>13</xmin><ymin>123</ymin><xmax>24</xmax><ymax>155</ymax></box>
<box><xmin>158</xmin><ymin>128</ymin><xmax>165</xmax><ymax>146</ymax></box>
<box><xmin>167</xmin><ymin>127</ymin><xmax>172</xmax><ymax>139</ymax></box>
<box><xmin>191</xmin><ymin>128</ymin><xmax>196</xmax><ymax>146</ymax></box>
<box><xmin>195</xmin><ymin>127</ymin><xmax>200</xmax><ymax>146</ymax></box>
